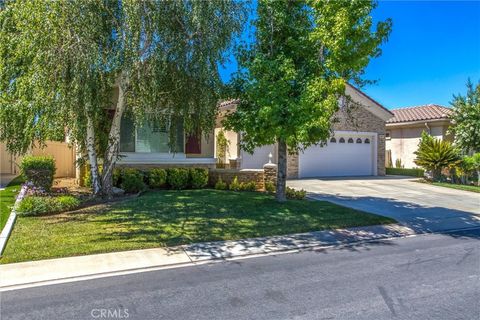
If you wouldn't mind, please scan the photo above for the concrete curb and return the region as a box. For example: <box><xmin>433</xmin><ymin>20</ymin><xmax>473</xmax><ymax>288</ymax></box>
<box><xmin>0</xmin><ymin>223</ymin><xmax>417</xmax><ymax>291</ymax></box>
<box><xmin>0</xmin><ymin>229</ymin><xmax>416</xmax><ymax>292</ymax></box>
<box><xmin>2</xmin><ymin>225</ymin><xmax>479</xmax><ymax>292</ymax></box>
<box><xmin>0</xmin><ymin>185</ymin><xmax>26</xmax><ymax>256</ymax></box>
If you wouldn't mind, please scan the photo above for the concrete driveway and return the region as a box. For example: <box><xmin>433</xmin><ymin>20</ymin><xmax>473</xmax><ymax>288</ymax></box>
<box><xmin>288</xmin><ymin>176</ymin><xmax>480</xmax><ymax>233</ymax></box>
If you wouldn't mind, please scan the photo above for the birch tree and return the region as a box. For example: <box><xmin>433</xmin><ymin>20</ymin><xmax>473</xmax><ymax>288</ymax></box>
<box><xmin>0</xmin><ymin>0</ymin><xmax>245</xmax><ymax>196</ymax></box>
<box><xmin>225</xmin><ymin>0</ymin><xmax>391</xmax><ymax>201</ymax></box>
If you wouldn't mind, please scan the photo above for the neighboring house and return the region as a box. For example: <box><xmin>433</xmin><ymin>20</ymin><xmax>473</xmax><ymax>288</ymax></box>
<box><xmin>386</xmin><ymin>104</ymin><xmax>453</xmax><ymax>168</ymax></box>
<box><xmin>216</xmin><ymin>84</ymin><xmax>394</xmax><ymax>178</ymax></box>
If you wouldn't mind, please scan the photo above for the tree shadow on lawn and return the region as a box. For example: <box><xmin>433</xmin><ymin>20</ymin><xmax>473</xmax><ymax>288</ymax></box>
<box><xmin>41</xmin><ymin>190</ymin><xmax>397</xmax><ymax>250</ymax></box>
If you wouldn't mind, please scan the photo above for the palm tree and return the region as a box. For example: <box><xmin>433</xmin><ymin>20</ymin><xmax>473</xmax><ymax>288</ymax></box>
<box><xmin>414</xmin><ymin>132</ymin><xmax>461</xmax><ymax>181</ymax></box>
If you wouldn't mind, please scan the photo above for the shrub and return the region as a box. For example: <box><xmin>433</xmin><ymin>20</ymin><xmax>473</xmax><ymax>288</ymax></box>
<box><xmin>148</xmin><ymin>168</ymin><xmax>167</xmax><ymax>188</ymax></box>
<box><xmin>286</xmin><ymin>187</ymin><xmax>307</xmax><ymax>200</ymax></box>
<box><xmin>113</xmin><ymin>168</ymin><xmax>122</xmax><ymax>187</ymax></box>
<box><xmin>214</xmin><ymin>177</ymin><xmax>228</xmax><ymax>190</ymax></box>
<box><xmin>120</xmin><ymin>169</ymin><xmax>146</xmax><ymax>193</ymax></box>
<box><xmin>17</xmin><ymin>195</ymin><xmax>80</xmax><ymax>216</ymax></box>
<box><xmin>55</xmin><ymin>196</ymin><xmax>81</xmax><ymax>211</ymax></box>
<box><xmin>20</xmin><ymin>156</ymin><xmax>56</xmax><ymax>191</ymax></box>
<box><xmin>84</xmin><ymin>170</ymin><xmax>92</xmax><ymax>188</ymax></box>
<box><xmin>189</xmin><ymin>168</ymin><xmax>209</xmax><ymax>189</ymax></box>
<box><xmin>240</xmin><ymin>181</ymin><xmax>257</xmax><ymax>191</ymax></box>
<box><xmin>229</xmin><ymin>176</ymin><xmax>242</xmax><ymax>191</ymax></box>
<box><xmin>395</xmin><ymin>159</ymin><xmax>404</xmax><ymax>168</ymax></box>
<box><xmin>414</xmin><ymin>132</ymin><xmax>461</xmax><ymax>181</ymax></box>
<box><xmin>386</xmin><ymin>167</ymin><xmax>424</xmax><ymax>177</ymax></box>
<box><xmin>167</xmin><ymin>168</ymin><xmax>190</xmax><ymax>190</ymax></box>
<box><xmin>265</xmin><ymin>181</ymin><xmax>276</xmax><ymax>193</ymax></box>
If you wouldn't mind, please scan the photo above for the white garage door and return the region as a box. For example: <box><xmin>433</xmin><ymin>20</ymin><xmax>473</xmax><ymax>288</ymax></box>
<box><xmin>299</xmin><ymin>132</ymin><xmax>375</xmax><ymax>178</ymax></box>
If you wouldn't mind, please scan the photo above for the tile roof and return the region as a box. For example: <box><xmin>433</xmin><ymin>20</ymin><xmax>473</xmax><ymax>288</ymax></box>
<box><xmin>218</xmin><ymin>99</ymin><xmax>239</xmax><ymax>112</ymax></box>
<box><xmin>387</xmin><ymin>104</ymin><xmax>452</xmax><ymax>124</ymax></box>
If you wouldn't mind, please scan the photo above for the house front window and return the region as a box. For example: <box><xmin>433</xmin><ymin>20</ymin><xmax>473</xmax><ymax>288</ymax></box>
<box><xmin>120</xmin><ymin>116</ymin><xmax>184</xmax><ymax>153</ymax></box>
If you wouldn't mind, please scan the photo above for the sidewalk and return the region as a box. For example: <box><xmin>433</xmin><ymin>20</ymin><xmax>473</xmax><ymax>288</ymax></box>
<box><xmin>0</xmin><ymin>223</ymin><xmax>415</xmax><ymax>291</ymax></box>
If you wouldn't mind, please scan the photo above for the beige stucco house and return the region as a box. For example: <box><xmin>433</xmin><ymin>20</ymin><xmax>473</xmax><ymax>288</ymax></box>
<box><xmin>385</xmin><ymin>104</ymin><xmax>453</xmax><ymax>168</ymax></box>
<box><xmin>216</xmin><ymin>84</ymin><xmax>394</xmax><ymax>178</ymax></box>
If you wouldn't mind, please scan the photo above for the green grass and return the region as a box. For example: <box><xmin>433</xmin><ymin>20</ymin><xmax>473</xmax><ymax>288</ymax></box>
<box><xmin>429</xmin><ymin>181</ymin><xmax>480</xmax><ymax>193</ymax></box>
<box><xmin>386</xmin><ymin>167</ymin><xmax>425</xmax><ymax>177</ymax></box>
<box><xmin>1</xmin><ymin>189</ymin><xmax>395</xmax><ymax>264</ymax></box>
<box><xmin>0</xmin><ymin>176</ymin><xmax>24</xmax><ymax>231</ymax></box>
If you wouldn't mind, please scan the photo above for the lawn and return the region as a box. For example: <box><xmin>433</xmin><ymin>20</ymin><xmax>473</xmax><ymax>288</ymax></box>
<box><xmin>1</xmin><ymin>189</ymin><xmax>395</xmax><ymax>264</ymax></box>
<box><xmin>0</xmin><ymin>176</ymin><xmax>23</xmax><ymax>231</ymax></box>
<box><xmin>430</xmin><ymin>181</ymin><xmax>480</xmax><ymax>193</ymax></box>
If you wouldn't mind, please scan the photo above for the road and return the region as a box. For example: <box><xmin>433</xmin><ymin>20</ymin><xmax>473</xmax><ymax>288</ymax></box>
<box><xmin>1</xmin><ymin>228</ymin><xmax>479</xmax><ymax>320</ymax></box>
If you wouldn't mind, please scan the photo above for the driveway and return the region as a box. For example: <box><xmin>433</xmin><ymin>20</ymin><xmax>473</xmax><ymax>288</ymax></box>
<box><xmin>288</xmin><ymin>176</ymin><xmax>480</xmax><ymax>233</ymax></box>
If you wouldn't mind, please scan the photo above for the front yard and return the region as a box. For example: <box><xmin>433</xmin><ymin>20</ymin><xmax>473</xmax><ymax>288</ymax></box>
<box><xmin>1</xmin><ymin>189</ymin><xmax>395</xmax><ymax>263</ymax></box>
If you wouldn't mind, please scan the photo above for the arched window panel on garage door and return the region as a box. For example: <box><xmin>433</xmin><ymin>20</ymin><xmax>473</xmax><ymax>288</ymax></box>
<box><xmin>339</xmin><ymin>137</ymin><xmax>345</xmax><ymax>143</ymax></box>
<box><xmin>356</xmin><ymin>138</ymin><xmax>362</xmax><ymax>143</ymax></box>
<box><xmin>348</xmin><ymin>138</ymin><xmax>354</xmax><ymax>143</ymax></box>
<box><xmin>330</xmin><ymin>137</ymin><xmax>336</xmax><ymax>143</ymax></box>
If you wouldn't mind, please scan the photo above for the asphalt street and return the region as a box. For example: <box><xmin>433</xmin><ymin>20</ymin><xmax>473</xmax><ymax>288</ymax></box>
<box><xmin>2</xmin><ymin>228</ymin><xmax>479</xmax><ymax>320</ymax></box>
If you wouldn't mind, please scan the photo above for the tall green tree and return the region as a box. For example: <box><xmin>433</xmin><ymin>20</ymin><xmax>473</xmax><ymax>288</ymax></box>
<box><xmin>0</xmin><ymin>0</ymin><xmax>245</xmax><ymax>196</ymax></box>
<box><xmin>448</xmin><ymin>79</ymin><xmax>480</xmax><ymax>154</ymax></box>
<box><xmin>225</xmin><ymin>0</ymin><xmax>391</xmax><ymax>201</ymax></box>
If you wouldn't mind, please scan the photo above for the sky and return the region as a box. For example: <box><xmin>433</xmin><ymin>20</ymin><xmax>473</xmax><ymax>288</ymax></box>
<box><xmin>219</xmin><ymin>1</ymin><xmax>480</xmax><ymax>110</ymax></box>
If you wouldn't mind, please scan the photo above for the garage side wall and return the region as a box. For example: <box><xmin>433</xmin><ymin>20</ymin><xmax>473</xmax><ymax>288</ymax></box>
<box><xmin>287</xmin><ymin>106</ymin><xmax>386</xmax><ymax>178</ymax></box>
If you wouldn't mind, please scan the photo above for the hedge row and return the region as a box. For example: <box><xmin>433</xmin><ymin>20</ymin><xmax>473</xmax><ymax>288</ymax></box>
<box><xmin>17</xmin><ymin>195</ymin><xmax>80</xmax><ymax>216</ymax></box>
<box><xmin>386</xmin><ymin>167</ymin><xmax>425</xmax><ymax>177</ymax></box>
<box><xmin>85</xmin><ymin>168</ymin><xmax>209</xmax><ymax>193</ymax></box>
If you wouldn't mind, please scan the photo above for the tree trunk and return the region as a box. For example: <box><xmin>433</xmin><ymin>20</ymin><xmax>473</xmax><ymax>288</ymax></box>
<box><xmin>432</xmin><ymin>168</ymin><xmax>441</xmax><ymax>182</ymax></box>
<box><xmin>101</xmin><ymin>77</ymin><xmax>127</xmax><ymax>198</ymax></box>
<box><xmin>85</xmin><ymin>114</ymin><xmax>102</xmax><ymax>196</ymax></box>
<box><xmin>477</xmin><ymin>169</ymin><xmax>480</xmax><ymax>186</ymax></box>
<box><xmin>276</xmin><ymin>138</ymin><xmax>287</xmax><ymax>202</ymax></box>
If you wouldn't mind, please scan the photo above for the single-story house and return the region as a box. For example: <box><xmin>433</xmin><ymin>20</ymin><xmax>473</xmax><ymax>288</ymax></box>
<box><xmin>216</xmin><ymin>84</ymin><xmax>394</xmax><ymax>178</ymax></box>
<box><xmin>386</xmin><ymin>104</ymin><xmax>453</xmax><ymax>168</ymax></box>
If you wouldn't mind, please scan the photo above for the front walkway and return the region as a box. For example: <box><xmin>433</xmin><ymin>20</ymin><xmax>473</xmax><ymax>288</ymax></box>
<box><xmin>0</xmin><ymin>223</ymin><xmax>413</xmax><ymax>290</ymax></box>
<box><xmin>288</xmin><ymin>176</ymin><xmax>480</xmax><ymax>233</ymax></box>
